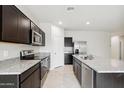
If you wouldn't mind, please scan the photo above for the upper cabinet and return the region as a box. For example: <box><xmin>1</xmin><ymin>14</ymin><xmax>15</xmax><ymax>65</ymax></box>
<box><xmin>18</xmin><ymin>11</ymin><xmax>30</xmax><ymax>44</ymax></box>
<box><xmin>41</xmin><ymin>30</ymin><xmax>45</xmax><ymax>46</ymax></box>
<box><xmin>64</xmin><ymin>37</ymin><xmax>73</xmax><ymax>47</ymax></box>
<box><xmin>2</xmin><ymin>6</ymin><xmax>19</xmax><ymax>43</ymax></box>
<box><xmin>0</xmin><ymin>5</ymin><xmax>45</xmax><ymax>46</ymax></box>
<box><xmin>0</xmin><ymin>5</ymin><xmax>30</xmax><ymax>44</ymax></box>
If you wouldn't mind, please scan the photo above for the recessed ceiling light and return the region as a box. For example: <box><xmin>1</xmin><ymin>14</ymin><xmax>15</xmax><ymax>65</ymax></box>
<box><xmin>58</xmin><ymin>21</ymin><xmax>62</xmax><ymax>25</ymax></box>
<box><xmin>86</xmin><ymin>21</ymin><xmax>90</xmax><ymax>25</ymax></box>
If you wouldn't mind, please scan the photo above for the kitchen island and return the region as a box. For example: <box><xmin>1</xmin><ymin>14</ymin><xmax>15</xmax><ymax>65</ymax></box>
<box><xmin>73</xmin><ymin>55</ymin><xmax>124</xmax><ymax>88</ymax></box>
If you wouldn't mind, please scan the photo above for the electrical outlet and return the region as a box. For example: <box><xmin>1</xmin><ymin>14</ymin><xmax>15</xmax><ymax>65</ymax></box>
<box><xmin>3</xmin><ymin>50</ymin><xmax>8</xmax><ymax>57</ymax></box>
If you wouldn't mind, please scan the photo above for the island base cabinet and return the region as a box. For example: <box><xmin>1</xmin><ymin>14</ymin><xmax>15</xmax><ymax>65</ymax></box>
<box><xmin>95</xmin><ymin>73</ymin><xmax>124</xmax><ymax>88</ymax></box>
<box><xmin>73</xmin><ymin>57</ymin><xmax>82</xmax><ymax>86</ymax></box>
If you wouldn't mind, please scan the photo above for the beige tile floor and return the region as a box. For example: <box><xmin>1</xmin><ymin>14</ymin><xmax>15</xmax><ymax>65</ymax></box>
<box><xmin>43</xmin><ymin>65</ymin><xmax>81</xmax><ymax>88</ymax></box>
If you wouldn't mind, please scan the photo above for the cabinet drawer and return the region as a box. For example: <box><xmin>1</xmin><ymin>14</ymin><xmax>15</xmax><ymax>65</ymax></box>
<box><xmin>20</xmin><ymin>63</ymin><xmax>40</xmax><ymax>82</ymax></box>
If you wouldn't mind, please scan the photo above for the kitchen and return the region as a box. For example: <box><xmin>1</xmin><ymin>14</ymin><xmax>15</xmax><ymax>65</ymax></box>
<box><xmin>0</xmin><ymin>5</ymin><xmax>124</xmax><ymax>88</ymax></box>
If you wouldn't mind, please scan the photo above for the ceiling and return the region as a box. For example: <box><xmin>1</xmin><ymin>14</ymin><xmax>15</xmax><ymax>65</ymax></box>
<box><xmin>22</xmin><ymin>5</ymin><xmax>124</xmax><ymax>31</ymax></box>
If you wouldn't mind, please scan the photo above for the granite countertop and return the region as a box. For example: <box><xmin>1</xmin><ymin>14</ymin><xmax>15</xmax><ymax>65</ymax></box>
<box><xmin>34</xmin><ymin>52</ymin><xmax>50</xmax><ymax>60</ymax></box>
<box><xmin>73</xmin><ymin>55</ymin><xmax>124</xmax><ymax>73</ymax></box>
<box><xmin>0</xmin><ymin>58</ymin><xmax>40</xmax><ymax>75</ymax></box>
<box><xmin>0</xmin><ymin>52</ymin><xmax>50</xmax><ymax>75</ymax></box>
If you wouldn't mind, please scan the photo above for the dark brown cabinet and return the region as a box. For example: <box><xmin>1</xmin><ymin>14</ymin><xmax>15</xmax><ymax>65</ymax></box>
<box><xmin>18</xmin><ymin>12</ymin><xmax>30</xmax><ymax>44</ymax></box>
<box><xmin>20</xmin><ymin>68</ymin><xmax>40</xmax><ymax>88</ymax></box>
<box><xmin>41</xmin><ymin>30</ymin><xmax>45</xmax><ymax>46</ymax></box>
<box><xmin>0</xmin><ymin>5</ymin><xmax>31</xmax><ymax>44</ymax></box>
<box><xmin>73</xmin><ymin>57</ymin><xmax>82</xmax><ymax>85</ymax></box>
<box><xmin>64</xmin><ymin>37</ymin><xmax>73</xmax><ymax>47</ymax></box>
<box><xmin>20</xmin><ymin>73</ymin><xmax>33</xmax><ymax>88</ymax></box>
<box><xmin>2</xmin><ymin>6</ymin><xmax>19</xmax><ymax>42</ymax></box>
<box><xmin>0</xmin><ymin>5</ymin><xmax>46</xmax><ymax>45</ymax></box>
<box><xmin>33</xmin><ymin>68</ymin><xmax>41</xmax><ymax>88</ymax></box>
<box><xmin>64</xmin><ymin>53</ymin><xmax>73</xmax><ymax>64</ymax></box>
<box><xmin>31</xmin><ymin>22</ymin><xmax>38</xmax><ymax>32</ymax></box>
<box><xmin>77</xmin><ymin>64</ymin><xmax>82</xmax><ymax>85</ymax></box>
<box><xmin>20</xmin><ymin>63</ymin><xmax>41</xmax><ymax>88</ymax></box>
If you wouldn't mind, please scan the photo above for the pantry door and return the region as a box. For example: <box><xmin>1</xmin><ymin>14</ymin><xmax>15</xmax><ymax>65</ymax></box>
<box><xmin>52</xmin><ymin>36</ymin><xmax>64</xmax><ymax>68</ymax></box>
<box><xmin>51</xmin><ymin>25</ymin><xmax>64</xmax><ymax>69</ymax></box>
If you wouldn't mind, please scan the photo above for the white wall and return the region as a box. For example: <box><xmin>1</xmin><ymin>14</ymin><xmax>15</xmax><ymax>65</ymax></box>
<box><xmin>111</xmin><ymin>36</ymin><xmax>120</xmax><ymax>59</ymax></box>
<box><xmin>65</xmin><ymin>31</ymin><xmax>111</xmax><ymax>58</ymax></box>
<box><xmin>0</xmin><ymin>42</ymin><xmax>41</xmax><ymax>61</ymax></box>
<box><xmin>111</xmin><ymin>36</ymin><xmax>124</xmax><ymax>60</ymax></box>
<box><xmin>111</xmin><ymin>31</ymin><xmax>124</xmax><ymax>60</ymax></box>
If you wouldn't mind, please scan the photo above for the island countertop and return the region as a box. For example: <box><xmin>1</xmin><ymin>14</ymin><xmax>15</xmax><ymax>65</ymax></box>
<box><xmin>73</xmin><ymin>55</ymin><xmax>124</xmax><ymax>73</ymax></box>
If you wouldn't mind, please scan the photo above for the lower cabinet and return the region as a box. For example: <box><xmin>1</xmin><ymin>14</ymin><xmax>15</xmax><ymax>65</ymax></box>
<box><xmin>73</xmin><ymin>57</ymin><xmax>94</xmax><ymax>88</ymax></box>
<box><xmin>20</xmin><ymin>68</ymin><xmax>40</xmax><ymax>88</ymax></box>
<box><xmin>20</xmin><ymin>73</ymin><xmax>33</xmax><ymax>88</ymax></box>
<box><xmin>73</xmin><ymin>57</ymin><xmax>82</xmax><ymax>85</ymax></box>
<box><xmin>20</xmin><ymin>63</ymin><xmax>41</xmax><ymax>88</ymax></box>
<box><xmin>64</xmin><ymin>53</ymin><xmax>73</xmax><ymax>64</ymax></box>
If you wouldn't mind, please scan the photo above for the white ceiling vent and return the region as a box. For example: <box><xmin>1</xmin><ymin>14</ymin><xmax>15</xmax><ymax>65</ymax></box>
<box><xmin>67</xmin><ymin>7</ymin><xmax>75</xmax><ymax>11</ymax></box>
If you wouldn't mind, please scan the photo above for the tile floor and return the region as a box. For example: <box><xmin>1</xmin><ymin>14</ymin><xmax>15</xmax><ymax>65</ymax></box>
<box><xmin>43</xmin><ymin>65</ymin><xmax>81</xmax><ymax>88</ymax></box>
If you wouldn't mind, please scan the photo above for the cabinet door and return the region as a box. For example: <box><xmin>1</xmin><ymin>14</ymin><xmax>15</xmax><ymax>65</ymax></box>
<box><xmin>64</xmin><ymin>53</ymin><xmax>73</xmax><ymax>64</ymax></box>
<box><xmin>20</xmin><ymin>73</ymin><xmax>33</xmax><ymax>88</ymax></box>
<box><xmin>73</xmin><ymin>59</ymin><xmax>75</xmax><ymax>72</ymax></box>
<box><xmin>41</xmin><ymin>31</ymin><xmax>45</xmax><ymax>46</ymax></box>
<box><xmin>31</xmin><ymin>22</ymin><xmax>39</xmax><ymax>33</ymax></box>
<box><xmin>64</xmin><ymin>37</ymin><xmax>73</xmax><ymax>47</ymax></box>
<box><xmin>20</xmin><ymin>68</ymin><xmax>41</xmax><ymax>88</ymax></box>
<box><xmin>73</xmin><ymin>58</ymin><xmax>77</xmax><ymax>76</ymax></box>
<box><xmin>77</xmin><ymin>64</ymin><xmax>82</xmax><ymax>85</ymax></box>
<box><xmin>73</xmin><ymin>58</ymin><xmax>82</xmax><ymax>85</ymax></box>
<box><xmin>2</xmin><ymin>6</ymin><xmax>19</xmax><ymax>42</ymax></box>
<box><xmin>18</xmin><ymin>12</ymin><xmax>30</xmax><ymax>44</ymax></box>
<box><xmin>39</xmin><ymin>28</ymin><xmax>45</xmax><ymax>46</ymax></box>
<box><xmin>33</xmin><ymin>68</ymin><xmax>40</xmax><ymax>88</ymax></box>
<box><xmin>75</xmin><ymin>62</ymin><xmax>78</xmax><ymax>79</ymax></box>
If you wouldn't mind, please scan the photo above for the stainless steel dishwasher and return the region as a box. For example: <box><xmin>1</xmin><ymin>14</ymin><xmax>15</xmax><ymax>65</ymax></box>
<box><xmin>82</xmin><ymin>64</ymin><xmax>94</xmax><ymax>88</ymax></box>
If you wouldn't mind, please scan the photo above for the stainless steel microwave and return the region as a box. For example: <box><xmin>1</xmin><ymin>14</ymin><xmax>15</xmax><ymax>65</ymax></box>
<box><xmin>32</xmin><ymin>30</ymin><xmax>42</xmax><ymax>46</ymax></box>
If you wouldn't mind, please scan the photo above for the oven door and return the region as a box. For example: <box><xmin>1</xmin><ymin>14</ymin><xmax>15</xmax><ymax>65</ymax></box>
<box><xmin>32</xmin><ymin>30</ymin><xmax>42</xmax><ymax>45</ymax></box>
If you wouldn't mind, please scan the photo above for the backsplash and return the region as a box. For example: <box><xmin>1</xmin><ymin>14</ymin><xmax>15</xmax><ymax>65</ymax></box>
<box><xmin>0</xmin><ymin>42</ymin><xmax>41</xmax><ymax>61</ymax></box>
